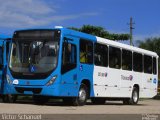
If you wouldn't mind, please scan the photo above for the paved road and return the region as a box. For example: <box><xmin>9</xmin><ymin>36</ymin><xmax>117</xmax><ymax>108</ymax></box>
<box><xmin>0</xmin><ymin>99</ymin><xmax>160</xmax><ymax>120</ymax></box>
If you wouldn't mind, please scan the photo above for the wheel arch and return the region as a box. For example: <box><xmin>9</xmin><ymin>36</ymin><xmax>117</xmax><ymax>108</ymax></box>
<box><xmin>133</xmin><ymin>84</ymin><xmax>140</xmax><ymax>95</ymax></box>
<box><xmin>81</xmin><ymin>79</ymin><xmax>91</xmax><ymax>97</ymax></box>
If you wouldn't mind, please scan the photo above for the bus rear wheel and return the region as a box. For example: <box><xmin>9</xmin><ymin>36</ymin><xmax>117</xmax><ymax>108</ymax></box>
<box><xmin>123</xmin><ymin>87</ymin><xmax>139</xmax><ymax>105</ymax></box>
<box><xmin>73</xmin><ymin>83</ymin><xmax>88</xmax><ymax>106</ymax></box>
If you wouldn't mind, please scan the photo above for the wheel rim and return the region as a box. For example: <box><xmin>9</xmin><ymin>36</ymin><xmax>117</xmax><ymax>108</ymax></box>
<box><xmin>79</xmin><ymin>88</ymin><xmax>86</xmax><ymax>102</ymax></box>
<box><xmin>133</xmin><ymin>91</ymin><xmax>138</xmax><ymax>103</ymax></box>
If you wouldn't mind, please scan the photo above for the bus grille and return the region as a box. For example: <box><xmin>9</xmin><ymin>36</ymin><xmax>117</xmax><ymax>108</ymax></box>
<box><xmin>15</xmin><ymin>87</ymin><xmax>42</xmax><ymax>94</ymax></box>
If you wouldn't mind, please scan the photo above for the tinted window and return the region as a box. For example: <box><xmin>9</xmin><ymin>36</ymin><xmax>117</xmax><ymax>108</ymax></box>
<box><xmin>153</xmin><ymin>57</ymin><xmax>157</xmax><ymax>75</ymax></box>
<box><xmin>122</xmin><ymin>49</ymin><xmax>132</xmax><ymax>71</ymax></box>
<box><xmin>61</xmin><ymin>43</ymin><xmax>77</xmax><ymax>74</ymax></box>
<box><xmin>94</xmin><ymin>43</ymin><xmax>108</xmax><ymax>67</ymax></box>
<box><xmin>80</xmin><ymin>39</ymin><xmax>93</xmax><ymax>64</ymax></box>
<box><xmin>109</xmin><ymin>46</ymin><xmax>121</xmax><ymax>69</ymax></box>
<box><xmin>144</xmin><ymin>55</ymin><xmax>152</xmax><ymax>74</ymax></box>
<box><xmin>133</xmin><ymin>52</ymin><xmax>142</xmax><ymax>72</ymax></box>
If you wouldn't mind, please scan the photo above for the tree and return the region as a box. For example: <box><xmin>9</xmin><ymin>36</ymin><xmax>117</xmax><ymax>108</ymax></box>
<box><xmin>138</xmin><ymin>37</ymin><xmax>160</xmax><ymax>56</ymax></box>
<box><xmin>69</xmin><ymin>25</ymin><xmax>130</xmax><ymax>41</ymax></box>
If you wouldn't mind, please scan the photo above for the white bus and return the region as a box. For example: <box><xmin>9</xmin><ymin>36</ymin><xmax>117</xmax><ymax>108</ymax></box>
<box><xmin>93</xmin><ymin>36</ymin><xmax>158</xmax><ymax>105</ymax></box>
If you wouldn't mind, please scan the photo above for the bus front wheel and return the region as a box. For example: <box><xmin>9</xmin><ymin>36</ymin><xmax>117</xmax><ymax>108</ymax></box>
<box><xmin>73</xmin><ymin>83</ymin><xmax>88</xmax><ymax>106</ymax></box>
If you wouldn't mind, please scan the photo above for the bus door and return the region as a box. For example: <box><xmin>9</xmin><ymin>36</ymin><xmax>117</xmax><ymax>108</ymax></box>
<box><xmin>0</xmin><ymin>41</ymin><xmax>4</xmax><ymax>93</ymax></box>
<box><xmin>61</xmin><ymin>36</ymin><xmax>78</xmax><ymax>96</ymax></box>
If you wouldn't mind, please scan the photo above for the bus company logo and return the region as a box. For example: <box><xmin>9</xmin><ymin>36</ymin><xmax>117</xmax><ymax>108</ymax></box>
<box><xmin>121</xmin><ymin>75</ymin><xmax>133</xmax><ymax>81</ymax></box>
<box><xmin>98</xmin><ymin>72</ymin><xmax>107</xmax><ymax>77</ymax></box>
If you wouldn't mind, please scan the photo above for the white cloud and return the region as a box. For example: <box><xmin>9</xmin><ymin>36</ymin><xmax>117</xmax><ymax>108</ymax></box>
<box><xmin>0</xmin><ymin>0</ymin><xmax>97</xmax><ymax>28</ymax></box>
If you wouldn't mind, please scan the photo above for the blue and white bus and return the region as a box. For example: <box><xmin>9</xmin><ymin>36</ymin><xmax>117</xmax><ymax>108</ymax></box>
<box><xmin>6</xmin><ymin>27</ymin><xmax>158</xmax><ymax>105</ymax></box>
<box><xmin>0</xmin><ymin>35</ymin><xmax>14</xmax><ymax>102</ymax></box>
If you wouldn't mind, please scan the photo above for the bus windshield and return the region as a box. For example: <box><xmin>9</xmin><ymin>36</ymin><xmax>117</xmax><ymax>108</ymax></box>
<box><xmin>9</xmin><ymin>30</ymin><xmax>60</xmax><ymax>79</ymax></box>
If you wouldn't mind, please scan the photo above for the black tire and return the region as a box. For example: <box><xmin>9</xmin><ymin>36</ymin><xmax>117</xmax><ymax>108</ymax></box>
<box><xmin>123</xmin><ymin>87</ymin><xmax>139</xmax><ymax>105</ymax></box>
<box><xmin>91</xmin><ymin>98</ymin><xmax>106</xmax><ymax>105</ymax></box>
<box><xmin>2</xmin><ymin>94</ymin><xmax>17</xmax><ymax>103</ymax></box>
<box><xmin>72</xmin><ymin>84</ymin><xmax>88</xmax><ymax>106</ymax></box>
<box><xmin>33</xmin><ymin>95</ymin><xmax>49</xmax><ymax>105</ymax></box>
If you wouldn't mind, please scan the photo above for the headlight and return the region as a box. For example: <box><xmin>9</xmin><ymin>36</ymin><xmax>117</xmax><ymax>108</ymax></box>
<box><xmin>46</xmin><ymin>75</ymin><xmax>57</xmax><ymax>86</ymax></box>
<box><xmin>6</xmin><ymin>74</ymin><xmax>12</xmax><ymax>84</ymax></box>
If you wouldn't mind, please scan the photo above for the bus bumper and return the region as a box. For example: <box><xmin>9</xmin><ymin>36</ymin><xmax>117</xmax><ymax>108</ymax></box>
<box><xmin>5</xmin><ymin>83</ymin><xmax>79</xmax><ymax>97</ymax></box>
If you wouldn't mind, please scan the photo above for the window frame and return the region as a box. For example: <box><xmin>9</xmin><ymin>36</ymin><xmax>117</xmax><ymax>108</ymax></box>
<box><xmin>122</xmin><ymin>49</ymin><xmax>132</xmax><ymax>71</ymax></box>
<box><xmin>61</xmin><ymin>42</ymin><xmax>77</xmax><ymax>74</ymax></box>
<box><xmin>109</xmin><ymin>46</ymin><xmax>121</xmax><ymax>69</ymax></box>
<box><xmin>80</xmin><ymin>39</ymin><xmax>93</xmax><ymax>64</ymax></box>
<box><xmin>133</xmin><ymin>52</ymin><xmax>143</xmax><ymax>72</ymax></box>
<box><xmin>94</xmin><ymin>43</ymin><xmax>108</xmax><ymax>67</ymax></box>
<box><xmin>144</xmin><ymin>55</ymin><xmax>152</xmax><ymax>74</ymax></box>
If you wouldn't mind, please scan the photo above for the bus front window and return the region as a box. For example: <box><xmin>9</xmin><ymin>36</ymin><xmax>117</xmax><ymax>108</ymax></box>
<box><xmin>9</xmin><ymin>40</ymin><xmax>59</xmax><ymax>79</ymax></box>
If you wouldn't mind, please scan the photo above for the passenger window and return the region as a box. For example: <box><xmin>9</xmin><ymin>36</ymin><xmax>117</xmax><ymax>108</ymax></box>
<box><xmin>122</xmin><ymin>49</ymin><xmax>132</xmax><ymax>71</ymax></box>
<box><xmin>80</xmin><ymin>39</ymin><xmax>93</xmax><ymax>64</ymax></box>
<box><xmin>153</xmin><ymin>57</ymin><xmax>157</xmax><ymax>75</ymax></box>
<box><xmin>94</xmin><ymin>43</ymin><xmax>108</xmax><ymax>67</ymax></box>
<box><xmin>144</xmin><ymin>55</ymin><xmax>152</xmax><ymax>74</ymax></box>
<box><xmin>133</xmin><ymin>52</ymin><xmax>142</xmax><ymax>72</ymax></box>
<box><xmin>109</xmin><ymin>46</ymin><xmax>121</xmax><ymax>69</ymax></box>
<box><xmin>61</xmin><ymin>42</ymin><xmax>77</xmax><ymax>74</ymax></box>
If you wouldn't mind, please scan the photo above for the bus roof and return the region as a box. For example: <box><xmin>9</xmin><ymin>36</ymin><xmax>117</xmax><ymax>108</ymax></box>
<box><xmin>12</xmin><ymin>27</ymin><xmax>158</xmax><ymax>57</ymax></box>
<box><xmin>97</xmin><ymin>36</ymin><xmax>158</xmax><ymax>57</ymax></box>
<box><xmin>61</xmin><ymin>27</ymin><xmax>158</xmax><ymax>57</ymax></box>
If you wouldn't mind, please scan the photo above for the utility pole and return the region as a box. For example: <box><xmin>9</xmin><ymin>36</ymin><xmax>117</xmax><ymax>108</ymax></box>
<box><xmin>129</xmin><ymin>17</ymin><xmax>135</xmax><ymax>46</ymax></box>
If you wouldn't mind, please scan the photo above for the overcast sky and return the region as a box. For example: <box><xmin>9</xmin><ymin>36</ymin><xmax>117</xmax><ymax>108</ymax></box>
<box><xmin>0</xmin><ymin>0</ymin><xmax>160</xmax><ymax>44</ymax></box>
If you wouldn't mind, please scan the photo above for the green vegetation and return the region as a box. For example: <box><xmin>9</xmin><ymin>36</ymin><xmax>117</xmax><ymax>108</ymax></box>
<box><xmin>69</xmin><ymin>25</ymin><xmax>130</xmax><ymax>41</ymax></box>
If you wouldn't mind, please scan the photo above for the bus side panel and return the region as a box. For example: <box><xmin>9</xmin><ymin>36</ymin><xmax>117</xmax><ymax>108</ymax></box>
<box><xmin>93</xmin><ymin>66</ymin><xmax>110</xmax><ymax>97</ymax></box>
<box><xmin>93</xmin><ymin>66</ymin><xmax>124</xmax><ymax>98</ymax></box>
<box><xmin>141</xmin><ymin>73</ymin><xmax>158</xmax><ymax>98</ymax></box>
<box><xmin>120</xmin><ymin>70</ymin><xmax>135</xmax><ymax>98</ymax></box>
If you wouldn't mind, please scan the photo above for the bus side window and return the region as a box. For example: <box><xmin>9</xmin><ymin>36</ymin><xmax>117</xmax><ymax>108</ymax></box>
<box><xmin>94</xmin><ymin>43</ymin><xmax>108</xmax><ymax>67</ymax></box>
<box><xmin>109</xmin><ymin>46</ymin><xmax>121</xmax><ymax>69</ymax></box>
<box><xmin>122</xmin><ymin>49</ymin><xmax>132</xmax><ymax>71</ymax></box>
<box><xmin>80</xmin><ymin>39</ymin><xmax>93</xmax><ymax>64</ymax></box>
<box><xmin>144</xmin><ymin>55</ymin><xmax>152</xmax><ymax>74</ymax></box>
<box><xmin>61</xmin><ymin>42</ymin><xmax>77</xmax><ymax>74</ymax></box>
<box><xmin>133</xmin><ymin>52</ymin><xmax>143</xmax><ymax>72</ymax></box>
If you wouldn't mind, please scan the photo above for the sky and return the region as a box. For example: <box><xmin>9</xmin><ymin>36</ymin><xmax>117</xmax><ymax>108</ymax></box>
<box><xmin>0</xmin><ymin>0</ymin><xmax>160</xmax><ymax>45</ymax></box>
